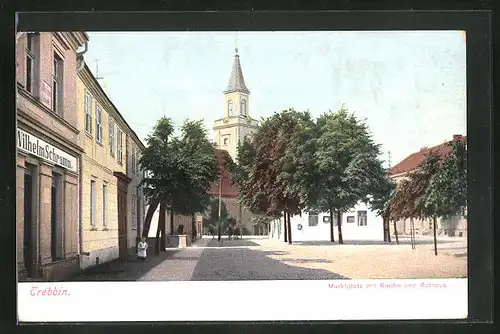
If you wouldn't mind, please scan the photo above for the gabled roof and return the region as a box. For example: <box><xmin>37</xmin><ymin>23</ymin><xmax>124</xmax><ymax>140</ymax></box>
<box><xmin>388</xmin><ymin>135</ymin><xmax>466</xmax><ymax>177</ymax></box>
<box><xmin>207</xmin><ymin>149</ymin><xmax>239</xmax><ymax>198</ymax></box>
<box><xmin>223</xmin><ymin>49</ymin><xmax>250</xmax><ymax>95</ymax></box>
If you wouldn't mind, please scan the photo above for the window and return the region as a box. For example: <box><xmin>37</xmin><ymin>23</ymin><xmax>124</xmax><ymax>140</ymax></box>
<box><xmin>357</xmin><ymin>211</ymin><xmax>367</xmax><ymax>226</ymax></box>
<box><xmin>95</xmin><ymin>103</ymin><xmax>102</xmax><ymax>143</ymax></box>
<box><xmin>228</xmin><ymin>100</ymin><xmax>233</xmax><ymax>116</ymax></box>
<box><xmin>84</xmin><ymin>90</ymin><xmax>93</xmax><ymax>134</ymax></box>
<box><xmin>223</xmin><ymin>137</ymin><xmax>229</xmax><ymax>146</ymax></box>
<box><xmin>109</xmin><ymin>118</ymin><xmax>115</xmax><ymax>157</ymax></box>
<box><xmin>102</xmin><ymin>184</ymin><xmax>107</xmax><ymax>228</ymax></box>
<box><xmin>347</xmin><ymin>216</ymin><xmax>355</xmax><ymax>223</ymax></box>
<box><xmin>308</xmin><ymin>211</ymin><xmax>319</xmax><ymax>226</ymax></box>
<box><xmin>323</xmin><ymin>216</ymin><xmax>331</xmax><ymax>223</ymax></box>
<box><xmin>26</xmin><ymin>34</ymin><xmax>35</xmax><ymax>93</ymax></box>
<box><xmin>131</xmin><ymin>148</ymin><xmax>136</xmax><ymax>173</ymax></box>
<box><xmin>136</xmin><ymin>151</ymin><xmax>141</xmax><ymax>175</ymax></box>
<box><xmin>90</xmin><ymin>180</ymin><xmax>96</xmax><ymax>227</ymax></box>
<box><xmin>52</xmin><ymin>53</ymin><xmax>63</xmax><ymax>115</ymax></box>
<box><xmin>117</xmin><ymin>128</ymin><xmax>123</xmax><ymax>165</ymax></box>
<box><xmin>240</xmin><ymin>100</ymin><xmax>247</xmax><ymax>116</ymax></box>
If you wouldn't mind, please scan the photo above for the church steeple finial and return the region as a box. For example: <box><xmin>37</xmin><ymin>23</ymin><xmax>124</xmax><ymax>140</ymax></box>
<box><xmin>224</xmin><ymin>46</ymin><xmax>250</xmax><ymax>94</ymax></box>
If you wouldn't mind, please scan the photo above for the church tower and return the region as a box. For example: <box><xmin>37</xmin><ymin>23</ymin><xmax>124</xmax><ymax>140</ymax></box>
<box><xmin>213</xmin><ymin>48</ymin><xmax>259</xmax><ymax>162</ymax></box>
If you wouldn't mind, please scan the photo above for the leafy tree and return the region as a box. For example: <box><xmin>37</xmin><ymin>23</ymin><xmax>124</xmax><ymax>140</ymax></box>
<box><xmin>140</xmin><ymin>117</ymin><xmax>218</xmax><ymax>253</ymax></box>
<box><xmin>368</xmin><ymin>168</ymin><xmax>396</xmax><ymax>243</ymax></box>
<box><xmin>312</xmin><ymin>107</ymin><xmax>383</xmax><ymax>244</ymax></box>
<box><xmin>202</xmin><ymin>197</ymin><xmax>229</xmax><ymax>240</ymax></box>
<box><xmin>386</xmin><ymin>179</ymin><xmax>414</xmax><ymax>245</ymax></box>
<box><xmin>248</xmin><ymin>109</ymin><xmax>306</xmax><ymax>243</ymax></box>
<box><xmin>139</xmin><ymin>117</ymin><xmax>178</xmax><ymax>253</ymax></box>
<box><xmin>422</xmin><ymin>139</ymin><xmax>467</xmax><ymax>255</ymax></box>
<box><xmin>170</xmin><ymin>120</ymin><xmax>219</xmax><ymax>235</ymax></box>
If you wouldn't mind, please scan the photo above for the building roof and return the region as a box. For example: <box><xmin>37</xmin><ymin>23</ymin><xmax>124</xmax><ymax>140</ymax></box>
<box><xmin>207</xmin><ymin>149</ymin><xmax>239</xmax><ymax>198</ymax></box>
<box><xmin>388</xmin><ymin>135</ymin><xmax>466</xmax><ymax>177</ymax></box>
<box><xmin>223</xmin><ymin>48</ymin><xmax>250</xmax><ymax>95</ymax></box>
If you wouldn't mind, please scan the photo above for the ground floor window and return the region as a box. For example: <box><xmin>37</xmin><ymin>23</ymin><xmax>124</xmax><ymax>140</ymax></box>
<box><xmin>357</xmin><ymin>211</ymin><xmax>367</xmax><ymax>226</ymax></box>
<box><xmin>308</xmin><ymin>212</ymin><xmax>319</xmax><ymax>226</ymax></box>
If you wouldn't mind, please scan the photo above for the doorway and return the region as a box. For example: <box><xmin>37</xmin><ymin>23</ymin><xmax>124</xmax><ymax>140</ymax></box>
<box><xmin>51</xmin><ymin>172</ymin><xmax>63</xmax><ymax>261</ymax></box>
<box><xmin>23</xmin><ymin>164</ymin><xmax>36</xmax><ymax>277</ymax></box>
<box><xmin>117</xmin><ymin>187</ymin><xmax>128</xmax><ymax>259</ymax></box>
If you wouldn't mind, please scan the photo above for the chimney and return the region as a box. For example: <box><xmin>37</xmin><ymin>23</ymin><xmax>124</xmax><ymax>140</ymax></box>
<box><xmin>420</xmin><ymin>147</ymin><xmax>428</xmax><ymax>152</ymax></box>
<box><xmin>453</xmin><ymin>134</ymin><xmax>463</xmax><ymax>141</ymax></box>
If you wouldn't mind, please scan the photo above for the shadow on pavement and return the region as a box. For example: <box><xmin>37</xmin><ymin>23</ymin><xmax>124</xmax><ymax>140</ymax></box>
<box><xmin>293</xmin><ymin>238</ymin><xmax>461</xmax><ymax>246</ymax></box>
<box><xmin>71</xmin><ymin>250</ymin><xmax>180</xmax><ymax>281</ymax></box>
<box><xmin>206</xmin><ymin>239</ymin><xmax>261</xmax><ymax>247</ymax></box>
<box><xmin>190</xmin><ymin>247</ymin><xmax>348</xmax><ymax>280</ymax></box>
<box><xmin>281</xmin><ymin>258</ymin><xmax>333</xmax><ymax>264</ymax></box>
<box><xmin>262</xmin><ymin>250</ymin><xmax>289</xmax><ymax>256</ymax></box>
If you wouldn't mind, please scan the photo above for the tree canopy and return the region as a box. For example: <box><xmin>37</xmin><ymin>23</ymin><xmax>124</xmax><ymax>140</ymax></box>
<box><xmin>139</xmin><ymin>117</ymin><xmax>219</xmax><ymax>241</ymax></box>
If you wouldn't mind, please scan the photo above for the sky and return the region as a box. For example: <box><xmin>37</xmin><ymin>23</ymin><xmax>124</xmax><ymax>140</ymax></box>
<box><xmin>83</xmin><ymin>31</ymin><xmax>466</xmax><ymax>167</ymax></box>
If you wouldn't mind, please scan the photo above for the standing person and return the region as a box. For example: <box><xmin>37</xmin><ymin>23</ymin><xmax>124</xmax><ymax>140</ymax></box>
<box><xmin>137</xmin><ymin>237</ymin><xmax>148</xmax><ymax>261</ymax></box>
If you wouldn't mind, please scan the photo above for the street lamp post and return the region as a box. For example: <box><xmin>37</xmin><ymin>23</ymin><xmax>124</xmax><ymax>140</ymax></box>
<box><xmin>218</xmin><ymin>175</ymin><xmax>222</xmax><ymax>241</ymax></box>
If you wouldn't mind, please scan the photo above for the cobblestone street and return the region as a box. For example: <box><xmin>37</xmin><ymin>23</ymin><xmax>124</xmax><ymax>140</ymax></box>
<box><xmin>72</xmin><ymin>235</ymin><xmax>467</xmax><ymax>281</ymax></box>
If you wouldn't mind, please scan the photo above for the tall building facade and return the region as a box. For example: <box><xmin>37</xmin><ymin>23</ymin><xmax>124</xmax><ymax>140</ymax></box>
<box><xmin>16</xmin><ymin>32</ymin><xmax>89</xmax><ymax>281</ymax></box>
<box><xmin>213</xmin><ymin>48</ymin><xmax>259</xmax><ymax>162</ymax></box>
<box><xmin>76</xmin><ymin>63</ymin><xmax>146</xmax><ymax>269</ymax></box>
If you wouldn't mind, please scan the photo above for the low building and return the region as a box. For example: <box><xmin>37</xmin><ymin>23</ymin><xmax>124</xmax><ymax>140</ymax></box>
<box><xmin>269</xmin><ymin>202</ymin><xmax>383</xmax><ymax>242</ymax></box>
<box><xmin>16</xmin><ymin>31</ymin><xmax>89</xmax><ymax>281</ymax></box>
<box><xmin>388</xmin><ymin>134</ymin><xmax>467</xmax><ymax>237</ymax></box>
<box><xmin>147</xmin><ymin>208</ymin><xmax>202</xmax><ymax>247</ymax></box>
<box><xmin>76</xmin><ymin>62</ymin><xmax>145</xmax><ymax>269</ymax></box>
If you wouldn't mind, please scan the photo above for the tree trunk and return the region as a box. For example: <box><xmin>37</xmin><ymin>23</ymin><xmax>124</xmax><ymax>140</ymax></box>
<box><xmin>283</xmin><ymin>211</ymin><xmax>288</xmax><ymax>243</ymax></box>
<box><xmin>170</xmin><ymin>209</ymin><xmax>174</xmax><ymax>235</ymax></box>
<box><xmin>155</xmin><ymin>213</ymin><xmax>161</xmax><ymax>255</ymax></box>
<box><xmin>337</xmin><ymin>210</ymin><xmax>343</xmax><ymax>244</ymax></box>
<box><xmin>142</xmin><ymin>197</ymin><xmax>160</xmax><ymax>238</ymax></box>
<box><xmin>159</xmin><ymin>202</ymin><xmax>166</xmax><ymax>251</ymax></box>
<box><xmin>433</xmin><ymin>216</ymin><xmax>438</xmax><ymax>255</ymax></box>
<box><xmin>329</xmin><ymin>209</ymin><xmax>335</xmax><ymax>243</ymax></box>
<box><xmin>386</xmin><ymin>216</ymin><xmax>391</xmax><ymax>243</ymax></box>
<box><xmin>410</xmin><ymin>218</ymin><xmax>415</xmax><ymax>250</ymax></box>
<box><xmin>217</xmin><ymin>220</ymin><xmax>222</xmax><ymax>241</ymax></box>
<box><xmin>287</xmin><ymin>211</ymin><xmax>292</xmax><ymax>244</ymax></box>
<box><xmin>383</xmin><ymin>215</ymin><xmax>390</xmax><ymax>243</ymax></box>
<box><xmin>192</xmin><ymin>214</ymin><xmax>197</xmax><ymax>241</ymax></box>
<box><xmin>393</xmin><ymin>220</ymin><xmax>399</xmax><ymax>245</ymax></box>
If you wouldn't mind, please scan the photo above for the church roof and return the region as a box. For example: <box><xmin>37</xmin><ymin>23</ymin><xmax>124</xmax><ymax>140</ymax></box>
<box><xmin>224</xmin><ymin>48</ymin><xmax>250</xmax><ymax>95</ymax></box>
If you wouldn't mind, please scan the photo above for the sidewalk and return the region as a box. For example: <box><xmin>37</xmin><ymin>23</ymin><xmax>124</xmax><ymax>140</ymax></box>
<box><xmin>71</xmin><ymin>238</ymin><xmax>209</xmax><ymax>281</ymax></box>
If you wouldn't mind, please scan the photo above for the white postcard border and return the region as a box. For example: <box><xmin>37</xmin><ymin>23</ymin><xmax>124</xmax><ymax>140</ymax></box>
<box><xmin>18</xmin><ymin>278</ymin><xmax>467</xmax><ymax>322</ymax></box>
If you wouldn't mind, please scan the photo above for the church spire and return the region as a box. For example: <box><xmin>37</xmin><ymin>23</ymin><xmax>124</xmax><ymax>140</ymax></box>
<box><xmin>224</xmin><ymin>48</ymin><xmax>250</xmax><ymax>95</ymax></box>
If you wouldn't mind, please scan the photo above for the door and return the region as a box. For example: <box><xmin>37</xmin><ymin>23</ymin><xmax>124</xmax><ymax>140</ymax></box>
<box><xmin>117</xmin><ymin>187</ymin><xmax>128</xmax><ymax>260</ymax></box>
<box><xmin>23</xmin><ymin>167</ymin><xmax>34</xmax><ymax>277</ymax></box>
<box><xmin>50</xmin><ymin>176</ymin><xmax>57</xmax><ymax>260</ymax></box>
